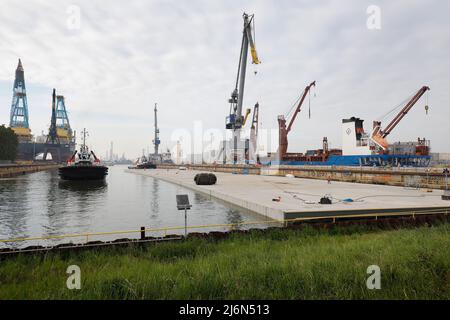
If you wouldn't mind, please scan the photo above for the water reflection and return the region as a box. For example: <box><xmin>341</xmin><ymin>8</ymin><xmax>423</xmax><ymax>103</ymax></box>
<box><xmin>47</xmin><ymin>179</ymin><xmax>106</xmax><ymax>232</ymax></box>
<box><xmin>149</xmin><ymin>178</ymin><xmax>159</xmax><ymax>217</ymax></box>
<box><xmin>58</xmin><ymin>180</ymin><xmax>108</xmax><ymax>192</ymax></box>
<box><xmin>0</xmin><ymin>177</ymin><xmax>30</xmax><ymax>240</ymax></box>
<box><xmin>226</xmin><ymin>208</ymin><xmax>245</xmax><ymax>226</ymax></box>
<box><xmin>0</xmin><ymin>166</ymin><xmax>272</xmax><ymax>247</ymax></box>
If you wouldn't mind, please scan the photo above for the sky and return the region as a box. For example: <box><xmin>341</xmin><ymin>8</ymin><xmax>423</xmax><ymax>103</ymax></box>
<box><xmin>0</xmin><ymin>0</ymin><xmax>449</xmax><ymax>160</ymax></box>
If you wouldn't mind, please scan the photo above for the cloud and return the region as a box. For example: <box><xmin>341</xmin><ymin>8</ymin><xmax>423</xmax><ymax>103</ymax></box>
<box><xmin>0</xmin><ymin>0</ymin><xmax>449</xmax><ymax>158</ymax></box>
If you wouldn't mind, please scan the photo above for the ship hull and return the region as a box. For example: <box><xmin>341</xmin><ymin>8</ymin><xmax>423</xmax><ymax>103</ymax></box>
<box><xmin>59</xmin><ymin>165</ymin><xmax>108</xmax><ymax>180</ymax></box>
<box><xmin>128</xmin><ymin>162</ymin><xmax>157</xmax><ymax>169</ymax></box>
<box><xmin>264</xmin><ymin>155</ymin><xmax>431</xmax><ymax>167</ymax></box>
<box><xmin>17</xmin><ymin>142</ymin><xmax>75</xmax><ymax>163</ymax></box>
<box><xmin>137</xmin><ymin>163</ymin><xmax>157</xmax><ymax>169</ymax></box>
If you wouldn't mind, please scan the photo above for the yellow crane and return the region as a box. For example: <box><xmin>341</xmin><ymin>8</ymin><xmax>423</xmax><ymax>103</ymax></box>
<box><xmin>226</xmin><ymin>12</ymin><xmax>261</xmax><ymax>163</ymax></box>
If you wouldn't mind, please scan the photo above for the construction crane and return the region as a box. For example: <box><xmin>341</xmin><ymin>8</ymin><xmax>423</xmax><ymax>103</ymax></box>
<box><xmin>277</xmin><ymin>81</ymin><xmax>316</xmax><ymax>160</ymax></box>
<box><xmin>55</xmin><ymin>95</ymin><xmax>74</xmax><ymax>144</ymax></box>
<box><xmin>46</xmin><ymin>89</ymin><xmax>60</xmax><ymax>145</ymax></box>
<box><xmin>249</xmin><ymin>102</ymin><xmax>259</xmax><ymax>163</ymax></box>
<box><xmin>226</xmin><ymin>12</ymin><xmax>260</xmax><ymax>162</ymax></box>
<box><xmin>371</xmin><ymin>86</ymin><xmax>430</xmax><ymax>150</ymax></box>
<box><xmin>9</xmin><ymin>59</ymin><xmax>32</xmax><ymax>141</ymax></box>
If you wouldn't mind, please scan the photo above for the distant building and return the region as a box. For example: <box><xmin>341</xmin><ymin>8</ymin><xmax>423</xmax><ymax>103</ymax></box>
<box><xmin>430</xmin><ymin>153</ymin><xmax>450</xmax><ymax>165</ymax></box>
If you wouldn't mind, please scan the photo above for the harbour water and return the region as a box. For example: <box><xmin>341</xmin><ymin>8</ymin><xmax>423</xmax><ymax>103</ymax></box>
<box><xmin>0</xmin><ymin>166</ymin><xmax>271</xmax><ymax>248</ymax></box>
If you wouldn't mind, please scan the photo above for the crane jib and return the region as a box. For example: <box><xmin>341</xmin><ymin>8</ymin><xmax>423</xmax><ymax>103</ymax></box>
<box><xmin>381</xmin><ymin>86</ymin><xmax>430</xmax><ymax>138</ymax></box>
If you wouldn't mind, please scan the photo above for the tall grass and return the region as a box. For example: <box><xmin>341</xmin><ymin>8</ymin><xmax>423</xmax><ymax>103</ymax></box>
<box><xmin>0</xmin><ymin>223</ymin><xmax>449</xmax><ymax>299</ymax></box>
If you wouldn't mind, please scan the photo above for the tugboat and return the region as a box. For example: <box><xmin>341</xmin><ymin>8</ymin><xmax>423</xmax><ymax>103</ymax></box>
<box><xmin>128</xmin><ymin>155</ymin><xmax>157</xmax><ymax>169</ymax></box>
<box><xmin>59</xmin><ymin>129</ymin><xmax>108</xmax><ymax>180</ymax></box>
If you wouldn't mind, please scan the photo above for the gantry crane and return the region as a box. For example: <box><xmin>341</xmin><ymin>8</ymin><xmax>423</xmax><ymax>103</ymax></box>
<box><xmin>277</xmin><ymin>81</ymin><xmax>316</xmax><ymax>160</ymax></box>
<box><xmin>10</xmin><ymin>59</ymin><xmax>32</xmax><ymax>141</ymax></box>
<box><xmin>55</xmin><ymin>95</ymin><xmax>74</xmax><ymax>144</ymax></box>
<box><xmin>226</xmin><ymin>12</ymin><xmax>260</xmax><ymax>162</ymax></box>
<box><xmin>371</xmin><ymin>86</ymin><xmax>430</xmax><ymax>151</ymax></box>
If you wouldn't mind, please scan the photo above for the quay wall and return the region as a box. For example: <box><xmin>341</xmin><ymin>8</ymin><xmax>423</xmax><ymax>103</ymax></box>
<box><xmin>0</xmin><ymin>163</ymin><xmax>59</xmax><ymax>178</ymax></box>
<box><xmin>157</xmin><ymin>164</ymin><xmax>448</xmax><ymax>189</ymax></box>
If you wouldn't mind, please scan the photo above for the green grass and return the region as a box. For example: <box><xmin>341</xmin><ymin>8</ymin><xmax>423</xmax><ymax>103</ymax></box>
<box><xmin>0</xmin><ymin>223</ymin><xmax>449</xmax><ymax>299</ymax></box>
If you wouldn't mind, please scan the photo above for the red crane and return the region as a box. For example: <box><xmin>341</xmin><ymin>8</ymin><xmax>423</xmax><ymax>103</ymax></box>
<box><xmin>372</xmin><ymin>86</ymin><xmax>430</xmax><ymax>150</ymax></box>
<box><xmin>277</xmin><ymin>81</ymin><xmax>316</xmax><ymax>160</ymax></box>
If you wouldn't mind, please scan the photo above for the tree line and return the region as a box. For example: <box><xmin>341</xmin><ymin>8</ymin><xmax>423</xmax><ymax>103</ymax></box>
<box><xmin>0</xmin><ymin>125</ymin><xmax>18</xmax><ymax>161</ymax></box>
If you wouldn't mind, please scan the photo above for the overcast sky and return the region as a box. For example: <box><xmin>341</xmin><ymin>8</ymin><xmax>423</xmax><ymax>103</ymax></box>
<box><xmin>0</xmin><ymin>0</ymin><xmax>449</xmax><ymax>159</ymax></box>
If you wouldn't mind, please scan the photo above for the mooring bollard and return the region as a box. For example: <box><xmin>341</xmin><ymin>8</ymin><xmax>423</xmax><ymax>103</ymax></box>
<box><xmin>140</xmin><ymin>226</ymin><xmax>145</xmax><ymax>240</ymax></box>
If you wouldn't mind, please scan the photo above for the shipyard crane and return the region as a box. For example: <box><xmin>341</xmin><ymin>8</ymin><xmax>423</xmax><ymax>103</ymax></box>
<box><xmin>10</xmin><ymin>59</ymin><xmax>32</xmax><ymax>141</ymax></box>
<box><xmin>46</xmin><ymin>89</ymin><xmax>60</xmax><ymax>145</ymax></box>
<box><xmin>277</xmin><ymin>81</ymin><xmax>316</xmax><ymax>160</ymax></box>
<box><xmin>371</xmin><ymin>86</ymin><xmax>430</xmax><ymax>150</ymax></box>
<box><xmin>226</xmin><ymin>12</ymin><xmax>260</xmax><ymax>163</ymax></box>
<box><xmin>249</xmin><ymin>102</ymin><xmax>260</xmax><ymax>163</ymax></box>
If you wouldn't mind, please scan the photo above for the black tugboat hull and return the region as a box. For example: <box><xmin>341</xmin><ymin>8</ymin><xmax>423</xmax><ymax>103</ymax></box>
<box><xmin>59</xmin><ymin>166</ymin><xmax>108</xmax><ymax>180</ymax></box>
<box><xmin>137</xmin><ymin>163</ymin><xmax>157</xmax><ymax>169</ymax></box>
<box><xmin>128</xmin><ymin>163</ymin><xmax>157</xmax><ymax>169</ymax></box>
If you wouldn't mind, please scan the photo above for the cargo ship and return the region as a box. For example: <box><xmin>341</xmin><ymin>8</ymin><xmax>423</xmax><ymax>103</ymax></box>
<box><xmin>263</xmin><ymin>117</ymin><xmax>430</xmax><ymax>167</ymax></box>
<box><xmin>259</xmin><ymin>85</ymin><xmax>432</xmax><ymax>168</ymax></box>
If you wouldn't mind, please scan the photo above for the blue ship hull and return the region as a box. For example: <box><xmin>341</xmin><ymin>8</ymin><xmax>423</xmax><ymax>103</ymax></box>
<box><xmin>264</xmin><ymin>154</ymin><xmax>431</xmax><ymax>167</ymax></box>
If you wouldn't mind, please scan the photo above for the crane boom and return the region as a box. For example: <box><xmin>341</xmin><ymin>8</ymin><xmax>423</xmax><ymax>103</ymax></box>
<box><xmin>277</xmin><ymin>81</ymin><xmax>316</xmax><ymax>160</ymax></box>
<box><xmin>382</xmin><ymin>86</ymin><xmax>430</xmax><ymax>137</ymax></box>
<box><xmin>371</xmin><ymin>86</ymin><xmax>430</xmax><ymax>150</ymax></box>
<box><xmin>242</xmin><ymin>108</ymin><xmax>252</xmax><ymax>126</ymax></box>
<box><xmin>244</xmin><ymin>16</ymin><xmax>260</xmax><ymax>65</ymax></box>
<box><xmin>249</xmin><ymin>102</ymin><xmax>260</xmax><ymax>163</ymax></box>
<box><xmin>286</xmin><ymin>81</ymin><xmax>316</xmax><ymax>133</ymax></box>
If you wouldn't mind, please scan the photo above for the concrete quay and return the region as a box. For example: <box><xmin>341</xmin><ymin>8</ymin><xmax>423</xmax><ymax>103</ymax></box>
<box><xmin>0</xmin><ymin>163</ymin><xmax>59</xmax><ymax>178</ymax></box>
<box><xmin>126</xmin><ymin>169</ymin><xmax>450</xmax><ymax>221</ymax></box>
<box><xmin>157</xmin><ymin>163</ymin><xmax>449</xmax><ymax>190</ymax></box>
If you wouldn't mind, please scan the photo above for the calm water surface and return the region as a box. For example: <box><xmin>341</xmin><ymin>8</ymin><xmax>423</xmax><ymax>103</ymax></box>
<box><xmin>0</xmin><ymin>166</ymin><xmax>270</xmax><ymax>247</ymax></box>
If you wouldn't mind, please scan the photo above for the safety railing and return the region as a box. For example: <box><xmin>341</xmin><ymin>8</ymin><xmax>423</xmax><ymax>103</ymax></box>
<box><xmin>0</xmin><ymin>207</ymin><xmax>448</xmax><ymax>245</ymax></box>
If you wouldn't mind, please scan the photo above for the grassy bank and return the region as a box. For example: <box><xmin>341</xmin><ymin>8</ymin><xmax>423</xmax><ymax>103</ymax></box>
<box><xmin>1</xmin><ymin>223</ymin><xmax>449</xmax><ymax>299</ymax></box>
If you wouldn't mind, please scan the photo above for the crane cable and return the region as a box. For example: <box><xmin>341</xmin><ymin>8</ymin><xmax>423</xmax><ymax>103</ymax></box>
<box><xmin>285</xmin><ymin>93</ymin><xmax>302</xmax><ymax>119</ymax></box>
<box><xmin>310</xmin><ymin>85</ymin><xmax>317</xmax><ymax>119</ymax></box>
<box><xmin>377</xmin><ymin>92</ymin><xmax>417</xmax><ymax>121</ymax></box>
<box><xmin>308</xmin><ymin>89</ymin><xmax>311</xmax><ymax>119</ymax></box>
<box><xmin>285</xmin><ymin>85</ymin><xmax>316</xmax><ymax>120</ymax></box>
